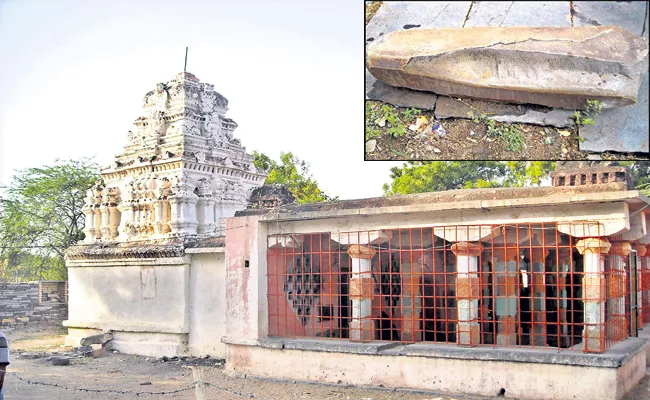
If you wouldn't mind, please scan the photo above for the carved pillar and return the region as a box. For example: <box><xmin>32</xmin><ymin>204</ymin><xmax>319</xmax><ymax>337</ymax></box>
<box><xmin>82</xmin><ymin>190</ymin><xmax>96</xmax><ymax>243</ymax></box>
<box><xmin>152</xmin><ymin>198</ymin><xmax>163</xmax><ymax>235</ymax></box>
<box><xmin>117</xmin><ymin>200</ymin><xmax>134</xmax><ymax>241</ymax></box>
<box><xmin>607</xmin><ymin>241</ymin><xmax>631</xmax><ymax>342</ymax></box>
<box><xmin>452</xmin><ymin>242</ymin><xmax>481</xmax><ymax>346</ymax></box>
<box><xmin>168</xmin><ymin>175</ymin><xmax>198</xmax><ymax>235</ymax></box>
<box><xmin>196</xmin><ymin>179</ymin><xmax>217</xmax><ymax>234</ymax></box>
<box><xmin>117</xmin><ymin>182</ymin><xmax>135</xmax><ymax>241</ymax></box>
<box><xmin>348</xmin><ymin>244</ymin><xmax>376</xmax><ymax>341</ymax></box>
<box><xmin>576</xmin><ymin>237</ymin><xmax>611</xmax><ymax>352</ymax></box>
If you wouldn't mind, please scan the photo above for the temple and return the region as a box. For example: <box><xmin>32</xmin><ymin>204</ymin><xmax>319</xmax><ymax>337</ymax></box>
<box><xmin>82</xmin><ymin>72</ymin><xmax>267</xmax><ymax>242</ymax></box>
<box><xmin>66</xmin><ymin>102</ymin><xmax>650</xmax><ymax>400</ymax></box>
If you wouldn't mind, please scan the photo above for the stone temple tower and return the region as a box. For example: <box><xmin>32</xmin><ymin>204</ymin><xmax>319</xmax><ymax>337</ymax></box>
<box><xmin>82</xmin><ymin>72</ymin><xmax>267</xmax><ymax>242</ymax></box>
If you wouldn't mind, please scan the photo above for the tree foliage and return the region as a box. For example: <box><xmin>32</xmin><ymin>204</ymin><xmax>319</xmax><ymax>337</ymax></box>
<box><xmin>252</xmin><ymin>151</ymin><xmax>337</xmax><ymax>204</ymax></box>
<box><xmin>619</xmin><ymin>161</ymin><xmax>650</xmax><ymax>196</ymax></box>
<box><xmin>0</xmin><ymin>158</ymin><xmax>99</xmax><ymax>281</ymax></box>
<box><xmin>383</xmin><ymin>161</ymin><xmax>650</xmax><ymax>196</ymax></box>
<box><xmin>383</xmin><ymin>161</ymin><xmax>554</xmax><ymax>195</ymax></box>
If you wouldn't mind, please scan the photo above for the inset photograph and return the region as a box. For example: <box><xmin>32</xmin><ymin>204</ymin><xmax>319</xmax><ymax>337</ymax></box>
<box><xmin>365</xmin><ymin>1</ymin><xmax>649</xmax><ymax>160</ymax></box>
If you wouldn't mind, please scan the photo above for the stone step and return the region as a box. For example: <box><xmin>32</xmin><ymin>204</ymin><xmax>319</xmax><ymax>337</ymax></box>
<box><xmin>367</xmin><ymin>26</ymin><xmax>648</xmax><ymax>110</ymax></box>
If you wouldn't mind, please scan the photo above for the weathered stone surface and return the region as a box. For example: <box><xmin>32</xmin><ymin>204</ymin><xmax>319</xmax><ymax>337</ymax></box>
<box><xmin>367</xmin><ymin>26</ymin><xmax>649</xmax><ymax>110</ymax></box>
<box><xmin>573</xmin><ymin>1</ymin><xmax>647</xmax><ymax>36</ymax></box>
<box><xmin>365</xmin><ymin>1</ymin><xmax>472</xmax><ymax>46</ymax></box>
<box><xmin>365</xmin><ymin>68</ymin><xmax>377</xmax><ymax>99</ymax></box>
<box><xmin>434</xmin><ymin>96</ymin><xmax>575</xmax><ymax>127</ymax></box>
<box><xmin>368</xmin><ymin>80</ymin><xmax>437</xmax><ymax>110</ymax></box>
<box><xmin>500</xmin><ymin>1</ymin><xmax>571</xmax><ymax>27</ymax></box>
<box><xmin>466</xmin><ymin>1</ymin><xmax>571</xmax><ymax>28</ymax></box>
<box><xmin>579</xmin><ymin>72</ymin><xmax>649</xmax><ymax>153</ymax></box>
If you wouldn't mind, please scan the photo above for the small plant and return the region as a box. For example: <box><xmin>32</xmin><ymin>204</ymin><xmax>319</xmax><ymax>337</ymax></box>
<box><xmin>468</xmin><ymin>111</ymin><xmax>525</xmax><ymax>152</ymax></box>
<box><xmin>401</xmin><ymin>107</ymin><xmax>421</xmax><ymax>121</ymax></box>
<box><xmin>378</xmin><ymin>104</ymin><xmax>407</xmax><ymax>137</ymax></box>
<box><xmin>365</xmin><ymin>102</ymin><xmax>381</xmax><ymax>140</ymax></box>
<box><xmin>573</xmin><ymin>99</ymin><xmax>603</xmax><ymax>126</ymax></box>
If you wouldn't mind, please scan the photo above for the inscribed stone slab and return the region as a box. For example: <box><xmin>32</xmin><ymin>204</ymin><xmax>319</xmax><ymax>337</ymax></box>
<box><xmin>365</xmin><ymin>1</ymin><xmax>472</xmax><ymax>45</ymax></box>
<box><xmin>578</xmin><ymin>72</ymin><xmax>649</xmax><ymax>154</ymax></box>
<box><xmin>573</xmin><ymin>1</ymin><xmax>647</xmax><ymax>36</ymax></box>
<box><xmin>367</xmin><ymin>26</ymin><xmax>649</xmax><ymax>109</ymax></box>
<box><xmin>500</xmin><ymin>1</ymin><xmax>572</xmax><ymax>27</ymax></box>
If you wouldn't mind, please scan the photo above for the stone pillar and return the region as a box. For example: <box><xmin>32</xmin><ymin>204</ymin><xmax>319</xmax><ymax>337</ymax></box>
<box><xmin>452</xmin><ymin>242</ymin><xmax>481</xmax><ymax>346</ymax></box>
<box><xmin>641</xmin><ymin>244</ymin><xmax>650</xmax><ymax>324</ymax></box>
<box><xmin>82</xmin><ymin>189</ymin><xmax>96</xmax><ymax>243</ymax></box>
<box><xmin>607</xmin><ymin>241</ymin><xmax>631</xmax><ymax>342</ymax></box>
<box><xmin>495</xmin><ymin>248</ymin><xmax>519</xmax><ymax>346</ymax></box>
<box><xmin>557</xmin><ymin>248</ymin><xmax>572</xmax><ymax>346</ymax></box>
<box><xmin>633</xmin><ymin>243</ymin><xmax>647</xmax><ymax>327</ymax></box>
<box><xmin>117</xmin><ymin>200</ymin><xmax>134</xmax><ymax>240</ymax></box>
<box><xmin>531</xmin><ymin>247</ymin><xmax>549</xmax><ymax>346</ymax></box>
<box><xmin>168</xmin><ymin>175</ymin><xmax>198</xmax><ymax>235</ymax></box>
<box><xmin>400</xmin><ymin>251</ymin><xmax>422</xmax><ymax>342</ymax></box>
<box><xmin>153</xmin><ymin>199</ymin><xmax>164</xmax><ymax>235</ymax></box>
<box><xmin>348</xmin><ymin>244</ymin><xmax>376</xmax><ymax>341</ymax></box>
<box><xmin>576</xmin><ymin>237</ymin><xmax>611</xmax><ymax>352</ymax></box>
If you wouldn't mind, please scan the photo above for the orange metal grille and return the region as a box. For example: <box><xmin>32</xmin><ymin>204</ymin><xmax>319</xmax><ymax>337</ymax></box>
<box><xmin>267</xmin><ymin>223</ymin><xmax>637</xmax><ymax>353</ymax></box>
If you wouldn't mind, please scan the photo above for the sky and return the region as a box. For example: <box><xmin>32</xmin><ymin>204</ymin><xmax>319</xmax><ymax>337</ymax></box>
<box><xmin>0</xmin><ymin>0</ymin><xmax>402</xmax><ymax>199</ymax></box>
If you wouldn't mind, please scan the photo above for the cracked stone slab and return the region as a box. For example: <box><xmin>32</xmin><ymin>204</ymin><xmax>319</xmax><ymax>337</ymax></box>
<box><xmin>579</xmin><ymin>72</ymin><xmax>649</xmax><ymax>153</ymax></box>
<box><xmin>573</xmin><ymin>1</ymin><xmax>647</xmax><ymax>36</ymax></box>
<box><xmin>368</xmin><ymin>80</ymin><xmax>437</xmax><ymax>110</ymax></box>
<box><xmin>466</xmin><ymin>1</ymin><xmax>571</xmax><ymax>28</ymax></box>
<box><xmin>367</xmin><ymin>26</ymin><xmax>649</xmax><ymax>110</ymax></box>
<box><xmin>365</xmin><ymin>1</ymin><xmax>471</xmax><ymax>46</ymax></box>
<box><xmin>434</xmin><ymin>96</ymin><xmax>575</xmax><ymax>128</ymax></box>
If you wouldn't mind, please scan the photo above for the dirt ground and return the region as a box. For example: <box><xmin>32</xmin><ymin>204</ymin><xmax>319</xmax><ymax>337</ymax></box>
<box><xmin>2</xmin><ymin>326</ymin><xmax>649</xmax><ymax>400</ymax></box>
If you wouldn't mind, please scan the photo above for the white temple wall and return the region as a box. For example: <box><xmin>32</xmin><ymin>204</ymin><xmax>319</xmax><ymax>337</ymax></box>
<box><xmin>188</xmin><ymin>251</ymin><xmax>227</xmax><ymax>357</ymax></box>
<box><xmin>64</xmin><ymin>252</ymin><xmax>228</xmax><ymax>357</ymax></box>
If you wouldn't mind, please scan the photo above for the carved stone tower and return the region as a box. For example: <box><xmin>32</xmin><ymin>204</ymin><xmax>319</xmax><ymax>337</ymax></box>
<box><xmin>82</xmin><ymin>72</ymin><xmax>267</xmax><ymax>242</ymax></box>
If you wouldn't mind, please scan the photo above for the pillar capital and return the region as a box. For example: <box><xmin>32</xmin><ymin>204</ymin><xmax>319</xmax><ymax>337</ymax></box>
<box><xmin>450</xmin><ymin>242</ymin><xmax>482</xmax><ymax>257</ymax></box>
<box><xmin>633</xmin><ymin>243</ymin><xmax>648</xmax><ymax>257</ymax></box>
<box><xmin>347</xmin><ymin>244</ymin><xmax>376</xmax><ymax>259</ymax></box>
<box><xmin>575</xmin><ymin>238</ymin><xmax>611</xmax><ymax>255</ymax></box>
<box><xmin>609</xmin><ymin>241</ymin><xmax>632</xmax><ymax>257</ymax></box>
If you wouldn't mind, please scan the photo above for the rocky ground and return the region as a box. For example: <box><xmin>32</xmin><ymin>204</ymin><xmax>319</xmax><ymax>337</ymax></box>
<box><xmin>1</xmin><ymin>326</ymin><xmax>649</xmax><ymax>399</ymax></box>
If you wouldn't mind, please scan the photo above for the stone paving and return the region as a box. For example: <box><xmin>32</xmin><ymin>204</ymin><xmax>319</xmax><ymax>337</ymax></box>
<box><xmin>365</xmin><ymin>1</ymin><xmax>649</xmax><ymax>154</ymax></box>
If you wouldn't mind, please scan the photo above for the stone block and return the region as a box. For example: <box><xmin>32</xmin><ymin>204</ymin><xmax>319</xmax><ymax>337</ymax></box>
<box><xmin>434</xmin><ymin>95</ymin><xmax>575</xmax><ymax>127</ymax></box>
<box><xmin>367</xmin><ymin>79</ymin><xmax>437</xmax><ymax>110</ymax></box>
<box><xmin>367</xmin><ymin>26</ymin><xmax>649</xmax><ymax>109</ymax></box>
<box><xmin>578</xmin><ymin>72</ymin><xmax>649</xmax><ymax>153</ymax></box>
